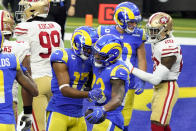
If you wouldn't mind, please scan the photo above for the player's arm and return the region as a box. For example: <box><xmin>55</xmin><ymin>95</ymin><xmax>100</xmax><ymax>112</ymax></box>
<box><xmin>22</xmin><ymin>55</ymin><xmax>31</xmax><ymax>75</ymax></box>
<box><xmin>16</xmin><ymin>69</ymin><xmax>38</xmax><ymax>97</ymax></box>
<box><xmin>53</xmin><ymin>62</ymin><xmax>102</xmax><ymax>100</ymax></box>
<box><xmin>52</xmin><ymin>62</ymin><xmax>89</xmax><ymax>98</ymax></box>
<box><xmin>103</xmin><ymin>79</ymin><xmax>125</xmax><ymax>112</ymax></box>
<box><xmin>21</xmin><ymin>54</ymin><xmax>33</xmax><ymax>106</ymax></box>
<box><xmin>131</xmin><ymin>56</ymin><xmax>176</xmax><ymax>85</ymax></box>
<box><xmin>137</xmin><ymin>42</ymin><xmax>147</xmax><ymax>71</ymax></box>
<box><xmin>161</xmin><ymin>56</ymin><xmax>176</xmax><ymax>69</ymax></box>
<box><xmin>133</xmin><ymin>42</ymin><xmax>147</xmax><ymax>94</ymax></box>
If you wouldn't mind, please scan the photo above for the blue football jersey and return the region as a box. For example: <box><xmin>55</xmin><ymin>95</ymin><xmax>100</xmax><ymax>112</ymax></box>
<box><xmin>97</xmin><ymin>25</ymin><xmax>146</xmax><ymax>89</ymax></box>
<box><xmin>0</xmin><ymin>53</ymin><xmax>21</xmax><ymax>124</ymax></box>
<box><xmin>92</xmin><ymin>60</ymin><xmax>130</xmax><ymax>129</ymax></box>
<box><xmin>47</xmin><ymin>48</ymin><xmax>92</xmax><ymax>117</ymax></box>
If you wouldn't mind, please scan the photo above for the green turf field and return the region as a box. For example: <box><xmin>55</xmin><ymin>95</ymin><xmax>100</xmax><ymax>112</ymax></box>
<box><xmin>65</xmin><ymin>17</ymin><xmax>196</xmax><ymax>38</ymax></box>
<box><xmin>63</xmin><ymin>17</ymin><xmax>196</xmax><ymax>48</ymax></box>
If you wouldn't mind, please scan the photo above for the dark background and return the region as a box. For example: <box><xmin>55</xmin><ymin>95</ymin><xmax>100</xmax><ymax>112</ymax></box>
<box><xmin>74</xmin><ymin>0</ymin><xmax>196</xmax><ymax>18</ymax></box>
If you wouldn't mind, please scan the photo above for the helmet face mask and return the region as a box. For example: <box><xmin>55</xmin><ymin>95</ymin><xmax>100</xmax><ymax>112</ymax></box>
<box><xmin>15</xmin><ymin>0</ymin><xmax>49</xmax><ymax>22</ymax></box>
<box><xmin>93</xmin><ymin>49</ymin><xmax>110</xmax><ymax>67</ymax></box>
<box><xmin>74</xmin><ymin>41</ymin><xmax>92</xmax><ymax>60</ymax></box>
<box><xmin>71</xmin><ymin>26</ymin><xmax>99</xmax><ymax>60</ymax></box>
<box><xmin>114</xmin><ymin>2</ymin><xmax>142</xmax><ymax>34</ymax></box>
<box><xmin>0</xmin><ymin>10</ymin><xmax>15</xmax><ymax>35</ymax></box>
<box><xmin>93</xmin><ymin>34</ymin><xmax>123</xmax><ymax>68</ymax></box>
<box><xmin>146</xmin><ymin>12</ymin><xmax>173</xmax><ymax>43</ymax></box>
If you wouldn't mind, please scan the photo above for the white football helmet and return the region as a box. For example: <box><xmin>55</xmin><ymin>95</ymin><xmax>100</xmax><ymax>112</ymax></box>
<box><xmin>15</xmin><ymin>0</ymin><xmax>50</xmax><ymax>22</ymax></box>
<box><xmin>0</xmin><ymin>10</ymin><xmax>15</xmax><ymax>35</ymax></box>
<box><xmin>146</xmin><ymin>12</ymin><xmax>173</xmax><ymax>43</ymax></box>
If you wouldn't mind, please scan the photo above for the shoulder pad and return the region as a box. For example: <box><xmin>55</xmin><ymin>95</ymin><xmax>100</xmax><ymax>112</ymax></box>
<box><xmin>50</xmin><ymin>48</ymin><xmax>68</xmax><ymax>64</ymax></box>
<box><xmin>110</xmin><ymin>64</ymin><xmax>130</xmax><ymax>81</ymax></box>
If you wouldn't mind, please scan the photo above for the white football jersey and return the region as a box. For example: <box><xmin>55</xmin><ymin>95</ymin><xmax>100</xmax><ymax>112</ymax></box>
<box><xmin>3</xmin><ymin>39</ymin><xmax>30</xmax><ymax>62</ymax></box>
<box><xmin>151</xmin><ymin>35</ymin><xmax>183</xmax><ymax>80</ymax></box>
<box><xmin>14</xmin><ymin>21</ymin><xmax>64</xmax><ymax>78</ymax></box>
<box><xmin>3</xmin><ymin>39</ymin><xmax>30</xmax><ymax>102</ymax></box>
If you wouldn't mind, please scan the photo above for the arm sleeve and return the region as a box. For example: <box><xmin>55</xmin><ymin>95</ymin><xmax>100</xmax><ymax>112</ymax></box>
<box><xmin>132</xmin><ymin>64</ymin><xmax>169</xmax><ymax>85</ymax></box>
<box><xmin>14</xmin><ymin>23</ymin><xmax>31</xmax><ymax>44</ymax></box>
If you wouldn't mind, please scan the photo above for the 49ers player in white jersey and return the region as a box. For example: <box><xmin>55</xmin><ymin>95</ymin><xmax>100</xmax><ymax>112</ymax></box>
<box><xmin>127</xmin><ymin>12</ymin><xmax>183</xmax><ymax>131</ymax></box>
<box><xmin>0</xmin><ymin>9</ymin><xmax>32</xmax><ymax>124</ymax></box>
<box><xmin>15</xmin><ymin>0</ymin><xmax>64</xmax><ymax>131</ymax></box>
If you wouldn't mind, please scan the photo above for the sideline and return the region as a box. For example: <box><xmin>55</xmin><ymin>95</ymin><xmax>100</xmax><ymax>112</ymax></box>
<box><xmin>64</xmin><ymin>33</ymin><xmax>196</xmax><ymax>45</ymax></box>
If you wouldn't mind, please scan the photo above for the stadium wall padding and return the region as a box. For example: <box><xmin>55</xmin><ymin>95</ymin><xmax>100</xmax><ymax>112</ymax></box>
<box><xmin>75</xmin><ymin>0</ymin><xmax>143</xmax><ymax>18</ymax></box>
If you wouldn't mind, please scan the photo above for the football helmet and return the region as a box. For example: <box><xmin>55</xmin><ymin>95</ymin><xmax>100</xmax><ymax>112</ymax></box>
<box><xmin>15</xmin><ymin>0</ymin><xmax>50</xmax><ymax>22</ymax></box>
<box><xmin>71</xmin><ymin>26</ymin><xmax>99</xmax><ymax>60</ymax></box>
<box><xmin>0</xmin><ymin>10</ymin><xmax>15</xmax><ymax>35</ymax></box>
<box><xmin>93</xmin><ymin>34</ymin><xmax>123</xmax><ymax>67</ymax></box>
<box><xmin>114</xmin><ymin>2</ymin><xmax>142</xmax><ymax>33</ymax></box>
<box><xmin>146</xmin><ymin>12</ymin><xmax>173</xmax><ymax>43</ymax></box>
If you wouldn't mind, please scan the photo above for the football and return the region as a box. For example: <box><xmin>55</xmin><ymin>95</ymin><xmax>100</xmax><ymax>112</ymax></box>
<box><xmin>85</xmin><ymin>109</ymin><xmax>106</xmax><ymax>124</ymax></box>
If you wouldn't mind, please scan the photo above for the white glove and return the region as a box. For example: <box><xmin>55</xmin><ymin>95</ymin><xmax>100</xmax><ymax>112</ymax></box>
<box><xmin>17</xmin><ymin>112</ymin><xmax>33</xmax><ymax>131</ymax></box>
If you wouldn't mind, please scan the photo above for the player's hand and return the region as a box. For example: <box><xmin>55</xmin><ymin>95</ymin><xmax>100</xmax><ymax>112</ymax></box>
<box><xmin>125</xmin><ymin>61</ymin><xmax>134</xmax><ymax>73</ymax></box>
<box><xmin>85</xmin><ymin>106</ymin><xmax>106</xmax><ymax>124</ymax></box>
<box><xmin>18</xmin><ymin>113</ymin><xmax>33</xmax><ymax>131</ymax></box>
<box><xmin>88</xmin><ymin>88</ymin><xmax>103</xmax><ymax>102</ymax></box>
<box><xmin>68</xmin><ymin>6</ymin><xmax>75</xmax><ymax>16</ymax></box>
<box><xmin>134</xmin><ymin>79</ymin><xmax>145</xmax><ymax>95</ymax></box>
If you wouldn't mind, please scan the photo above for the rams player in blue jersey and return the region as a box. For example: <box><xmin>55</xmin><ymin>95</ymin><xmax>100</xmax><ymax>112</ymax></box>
<box><xmin>85</xmin><ymin>34</ymin><xmax>130</xmax><ymax>131</ymax></box>
<box><xmin>46</xmin><ymin>26</ymin><xmax>103</xmax><ymax>131</ymax></box>
<box><xmin>96</xmin><ymin>2</ymin><xmax>147</xmax><ymax>130</ymax></box>
<box><xmin>0</xmin><ymin>31</ymin><xmax>38</xmax><ymax>131</ymax></box>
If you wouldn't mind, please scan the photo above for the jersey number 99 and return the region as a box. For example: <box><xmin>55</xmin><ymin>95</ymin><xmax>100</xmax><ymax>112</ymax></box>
<box><xmin>39</xmin><ymin>30</ymin><xmax>60</xmax><ymax>58</ymax></box>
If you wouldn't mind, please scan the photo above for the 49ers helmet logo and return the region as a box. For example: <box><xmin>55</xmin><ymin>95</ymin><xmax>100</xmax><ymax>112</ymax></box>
<box><xmin>160</xmin><ymin>16</ymin><xmax>169</xmax><ymax>24</ymax></box>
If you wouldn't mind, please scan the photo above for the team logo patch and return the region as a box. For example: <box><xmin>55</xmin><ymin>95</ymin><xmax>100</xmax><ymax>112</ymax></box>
<box><xmin>160</xmin><ymin>16</ymin><xmax>169</xmax><ymax>24</ymax></box>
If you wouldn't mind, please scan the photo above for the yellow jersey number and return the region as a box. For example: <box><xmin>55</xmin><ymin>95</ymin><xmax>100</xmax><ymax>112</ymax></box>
<box><xmin>91</xmin><ymin>74</ymin><xmax>106</xmax><ymax>103</ymax></box>
<box><xmin>72</xmin><ymin>72</ymin><xmax>89</xmax><ymax>90</ymax></box>
<box><xmin>119</xmin><ymin>42</ymin><xmax>133</xmax><ymax>63</ymax></box>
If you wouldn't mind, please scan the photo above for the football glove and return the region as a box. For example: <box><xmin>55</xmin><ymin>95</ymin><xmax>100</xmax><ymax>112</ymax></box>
<box><xmin>18</xmin><ymin>113</ymin><xmax>33</xmax><ymax>131</ymax></box>
<box><xmin>85</xmin><ymin>106</ymin><xmax>106</xmax><ymax>124</ymax></box>
<box><xmin>88</xmin><ymin>88</ymin><xmax>103</xmax><ymax>102</ymax></box>
<box><xmin>134</xmin><ymin>79</ymin><xmax>145</xmax><ymax>95</ymax></box>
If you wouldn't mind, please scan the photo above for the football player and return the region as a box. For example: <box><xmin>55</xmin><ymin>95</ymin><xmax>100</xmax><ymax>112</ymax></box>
<box><xmin>0</xmin><ymin>31</ymin><xmax>38</xmax><ymax>131</ymax></box>
<box><xmin>85</xmin><ymin>34</ymin><xmax>130</xmax><ymax>131</ymax></box>
<box><xmin>0</xmin><ymin>9</ymin><xmax>35</xmax><ymax>129</ymax></box>
<box><xmin>128</xmin><ymin>12</ymin><xmax>183</xmax><ymax>131</ymax></box>
<box><xmin>14</xmin><ymin>0</ymin><xmax>64</xmax><ymax>130</ymax></box>
<box><xmin>96</xmin><ymin>2</ymin><xmax>147</xmax><ymax>130</ymax></box>
<box><xmin>46</xmin><ymin>26</ymin><xmax>103</xmax><ymax>131</ymax></box>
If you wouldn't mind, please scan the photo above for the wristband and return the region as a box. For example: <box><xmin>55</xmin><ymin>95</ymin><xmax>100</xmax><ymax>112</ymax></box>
<box><xmin>102</xmin><ymin>106</ymin><xmax>106</xmax><ymax>112</ymax></box>
<box><xmin>23</xmin><ymin>106</ymin><xmax>32</xmax><ymax>114</ymax></box>
<box><xmin>59</xmin><ymin>84</ymin><xmax>70</xmax><ymax>90</ymax></box>
<box><xmin>71</xmin><ymin>4</ymin><xmax>75</xmax><ymax>7</ymax></box>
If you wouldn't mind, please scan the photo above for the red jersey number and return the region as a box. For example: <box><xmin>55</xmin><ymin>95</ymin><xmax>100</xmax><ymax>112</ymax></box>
<box><xmin>39</xmin><ymin>30</ymin><xmax>60</xmax><ymax>58</ymax></box>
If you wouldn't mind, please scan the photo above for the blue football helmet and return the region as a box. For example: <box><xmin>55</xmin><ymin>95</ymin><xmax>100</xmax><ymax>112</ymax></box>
<box><xmin>71</xmin><ymin>26</ymin><xmax>99</xmax><ymax>60</ymax></box>
<box><xmin>114</xmin><ymin>2</ymin><xmax>142</xmax><ymax>33</ymax></box>
<box><xmin>93</xmin><ymin>34</ymin><xmax>123</xmax><ymax>67</ymax></box>
<box><xmin>0</xmin><ymin>31</ymin><xmax>4</xmax><ymax>53</ymax></box>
